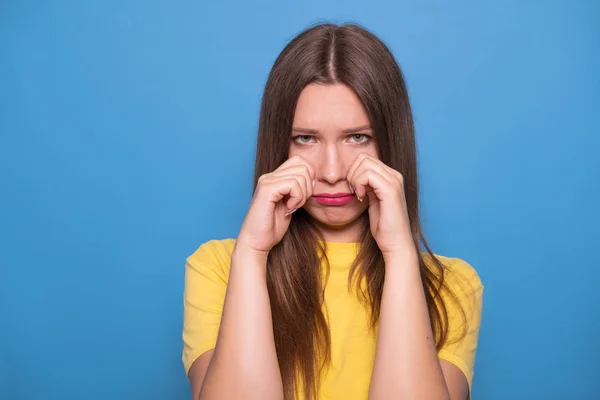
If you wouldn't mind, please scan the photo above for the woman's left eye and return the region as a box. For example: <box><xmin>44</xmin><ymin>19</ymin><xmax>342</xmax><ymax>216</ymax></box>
<box><xmin>348</xmin><ymin>134</ymin><xmax>371</xmax><ymax>144</ymax></box>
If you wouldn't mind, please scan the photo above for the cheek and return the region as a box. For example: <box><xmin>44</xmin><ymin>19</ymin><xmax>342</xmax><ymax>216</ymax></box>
<box><xmin>345</xmin><ymin>143</ymin><xmax>380</xmax><ymax>164</ymax></box>
<box><xmin>288</xmin><ymin>144</ymin><xmax>320</xmax><ymax>164</ymax></box>
<box><xmin>289</xmin><ymin>143</ymin><xmax>380</xmax><ymax>174</ymax></box>
<box><xmin>339</xmin><ymin>152</ymin><xmax>356</xmax><ymax>172</ymax></box>
<box><xmin>362</xmin><ymin>142</ymin><xmax>380</xmax><ymax>160</ymax></box>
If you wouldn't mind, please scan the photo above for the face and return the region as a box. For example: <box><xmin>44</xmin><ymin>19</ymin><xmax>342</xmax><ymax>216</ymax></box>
<box><xmin>289</xmin><ymin>83</ymin><xmax>379</xmax><ymax>241</ymax></box>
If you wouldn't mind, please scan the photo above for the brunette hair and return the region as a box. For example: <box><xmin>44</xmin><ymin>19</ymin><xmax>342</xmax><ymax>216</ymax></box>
<box><xmin>253</xmin><ymin>22</ymin><xmax>467</xmax><ymax>400</ymax></box>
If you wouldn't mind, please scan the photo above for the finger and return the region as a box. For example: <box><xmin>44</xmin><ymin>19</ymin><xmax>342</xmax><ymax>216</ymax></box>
<box><xmin>360</xmin><ymin>156</ymin><xmax>395</xmax><ymax>182</ymax></box>
<box><xmin>346</xmin><ymin>153</ymin><xmax>370</xmax><ymax>191</ymax></box>
<box><xmin>263</xmin><ymin>174</ymin><xmax>309</xmax><ymax>208</ymax></box>
<box><xmin>351</xmin><ymin>169</ymin><xmax>392</xmax><ymax>202</ymax></box>
<box><xmin>278</xmin><ymin>155</ymin><xmax>316</xmax><ymax>182</ymax></box>
<box><xmin>347</xmin><ymin>154</ymin><xmax>394</xmax><ymax>193</ymax></box>
<box><xmin>270</xmin><ymin>166</ymin><xmax>313</xmax><ymax>195</ymax></box>
<box><xmin>260</xmin><ymin>177</ymin><xmax>305</xmax><ymax>213</ymax></box>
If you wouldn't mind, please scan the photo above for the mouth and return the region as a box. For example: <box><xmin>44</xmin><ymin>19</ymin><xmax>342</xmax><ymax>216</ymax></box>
<box><xmin>312</xmin><ymin>192</ymin><xmax>355</xmax><ymax>206</ymax></box>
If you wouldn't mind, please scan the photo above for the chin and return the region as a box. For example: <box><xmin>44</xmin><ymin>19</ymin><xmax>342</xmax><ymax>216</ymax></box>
<box><xmin>304</xmin><ymin>206</ymin><xmax>366</xmax><ymax>229</ymax></box>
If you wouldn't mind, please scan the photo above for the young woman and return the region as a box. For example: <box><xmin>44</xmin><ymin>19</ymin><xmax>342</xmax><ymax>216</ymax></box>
<box><xmin>182</xmin><ymin>23</ymin><xmax>483</xmax><ymax>400</ymax></box>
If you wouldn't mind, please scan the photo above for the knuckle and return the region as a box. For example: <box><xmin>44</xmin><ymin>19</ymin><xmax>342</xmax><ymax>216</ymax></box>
<box><xmin>254</xmin><ymin>182</ymin><xmax>267</xmax><ymax>197</ymax></box>
<box><xmin>293</xmin><ymin>179</ymin><xmax>303</xmax><ymax>190</ymax></box>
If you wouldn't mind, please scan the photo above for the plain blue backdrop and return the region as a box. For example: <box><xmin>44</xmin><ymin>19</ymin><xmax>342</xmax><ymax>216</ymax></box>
<box><xmin>1</xmin><ymin>1</ymin><xmax>599</xmax><ymax>399</ymax></box>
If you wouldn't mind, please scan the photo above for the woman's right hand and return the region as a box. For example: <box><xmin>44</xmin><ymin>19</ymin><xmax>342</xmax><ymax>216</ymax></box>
<box><xmin>236</xmin><ymin>155</ymin><xmax>316</xmax><ymax>256</ymax></box>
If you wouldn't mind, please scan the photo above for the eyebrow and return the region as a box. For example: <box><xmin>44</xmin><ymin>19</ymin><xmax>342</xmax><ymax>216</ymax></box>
<box><xmin>291</xmin><ymin>125</ymin><xmax>372</xmax><ymax>134</ymax></box>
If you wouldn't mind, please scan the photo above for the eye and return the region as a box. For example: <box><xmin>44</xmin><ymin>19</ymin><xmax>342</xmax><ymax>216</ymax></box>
<box><xmin>347</xmin><ymin>134</ymin><xmax>371</xmax><ymax>144</ymax></box>
<box><xmin>293</xmin><ymin>135</ymin><xmax>316</xmax><ymax>144</ymax></box>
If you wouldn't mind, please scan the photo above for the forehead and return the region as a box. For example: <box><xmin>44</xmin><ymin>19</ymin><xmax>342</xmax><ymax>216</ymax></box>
<box><xmin>293</xmin><ymin>83</ymin><xmax>370</xmax><ymax>130</ymax></box>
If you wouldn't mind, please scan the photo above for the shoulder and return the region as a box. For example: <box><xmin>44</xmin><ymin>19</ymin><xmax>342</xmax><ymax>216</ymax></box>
<box><xmin>422</xmin><ymin>253</ymin><xmax>483</xmax><ymax>294</ymax></box>
<box><xmin>422</xmin><ymin>252</ymin><xmax>484</xmax><ymax>325</ymax></box>
<box><xmin>186</xmin><ymin>238</ymin><xmax>237</xmax><ymax>278</ymax></box>
<box><xmin>427</xmin><ymin>255</ymin><xmax>484</xmax><ymax>391</ymax></box>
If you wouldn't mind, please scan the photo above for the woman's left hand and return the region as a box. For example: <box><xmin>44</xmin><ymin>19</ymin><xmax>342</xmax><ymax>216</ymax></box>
<box><xmin>347</xmin><ymin>153</ymin><xmax>416</xmax><ymax>260</ymax></box>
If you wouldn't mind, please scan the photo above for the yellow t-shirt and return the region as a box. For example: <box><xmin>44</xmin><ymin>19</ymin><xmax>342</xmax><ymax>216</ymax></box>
<box><xmin>182</xmin><ymin>239</ymin><xmax>483</xmax><ymax>399</ymax></box>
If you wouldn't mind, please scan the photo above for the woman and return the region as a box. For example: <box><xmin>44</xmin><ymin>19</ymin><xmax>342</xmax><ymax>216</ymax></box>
<box><xmin>182</xmin><ymin>23</ymin><xmax>483</xmax><ymax>400</ymax></box>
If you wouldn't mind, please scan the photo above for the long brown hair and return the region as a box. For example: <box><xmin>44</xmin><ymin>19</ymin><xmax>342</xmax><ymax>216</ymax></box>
<box><xmin>253</xmin><ymin>23</ymin><xmax>467</xmax><ymax>400</ymax></box>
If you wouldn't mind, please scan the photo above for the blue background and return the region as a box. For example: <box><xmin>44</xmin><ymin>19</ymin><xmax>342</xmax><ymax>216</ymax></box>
<box><xmin>1</xmin><ymin>1</ymin><xmax>598</xmax><ymax>399</ymax></box>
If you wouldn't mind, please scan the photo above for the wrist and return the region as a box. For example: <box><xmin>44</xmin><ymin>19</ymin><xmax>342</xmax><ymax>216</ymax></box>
<box><xmin>382</xmin><ymin>248</ymin><xmax>419</xmax><ymax>270</ymax></box>
<box><xmin>232</xmin><ymin>243</ymin><xmax>270</xmax><ymax>266</ymax></box>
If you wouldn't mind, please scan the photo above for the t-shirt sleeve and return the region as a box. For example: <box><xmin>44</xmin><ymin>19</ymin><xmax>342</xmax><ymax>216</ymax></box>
<box><xmin>436</xmin><ymin>258</ymin><xmax>484</xmax><ymax>396</ymax></box>
<box><xmin>182</xmin><ymin>239</ymin><xmax>233</xmax><ymax>376</ymax></box>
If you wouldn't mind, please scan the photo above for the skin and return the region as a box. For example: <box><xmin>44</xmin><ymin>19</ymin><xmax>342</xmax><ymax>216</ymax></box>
<box><xmin>189</xmin><ymin>83</ymin><xmax>469</xmax><ymax>400</ymax></box>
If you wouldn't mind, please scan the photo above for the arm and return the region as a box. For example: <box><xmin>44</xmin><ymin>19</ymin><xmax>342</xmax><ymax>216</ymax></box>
<box><xmin>189</xmin><ymin>349</ymin><xmax>213</xmax><ymax>400</ymax></box>
<box><xmin>186</xmin><ymin>156</ymin><xmax>315</xmax><ymax>400</ymax></box>
<box><xmin>192</xmin><ymin>247</ymin><xmax>283</xmax><ymax>400</ymax></box>
<box><xmin>368</xmin><ymin>253</ymin><xmax>467</xmax><ymax>400</ymax></box>
<box><xmin>345</xmin><ymin>154</ymin><xmax>472</xmax><ymax>400</ymax></box>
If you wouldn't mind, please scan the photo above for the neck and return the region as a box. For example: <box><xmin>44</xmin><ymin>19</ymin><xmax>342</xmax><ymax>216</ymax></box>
<box><xmin>312</xmin><ymin>214</ymin><xmax>368</xmax><ymax>243</ymax></box>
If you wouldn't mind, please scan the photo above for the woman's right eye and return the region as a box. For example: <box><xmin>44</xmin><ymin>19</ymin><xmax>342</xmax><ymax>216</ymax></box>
<box><xmin>293</xmin><ymin>135</ymin><xmax>316</xmax><ymax>144</ymax></box>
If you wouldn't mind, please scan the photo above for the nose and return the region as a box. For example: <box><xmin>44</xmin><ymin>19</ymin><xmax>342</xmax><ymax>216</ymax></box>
<box><xmin>316</xmin><ymin>143</ymin><xmax>346</xmax><ymax>185</ymax></box>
